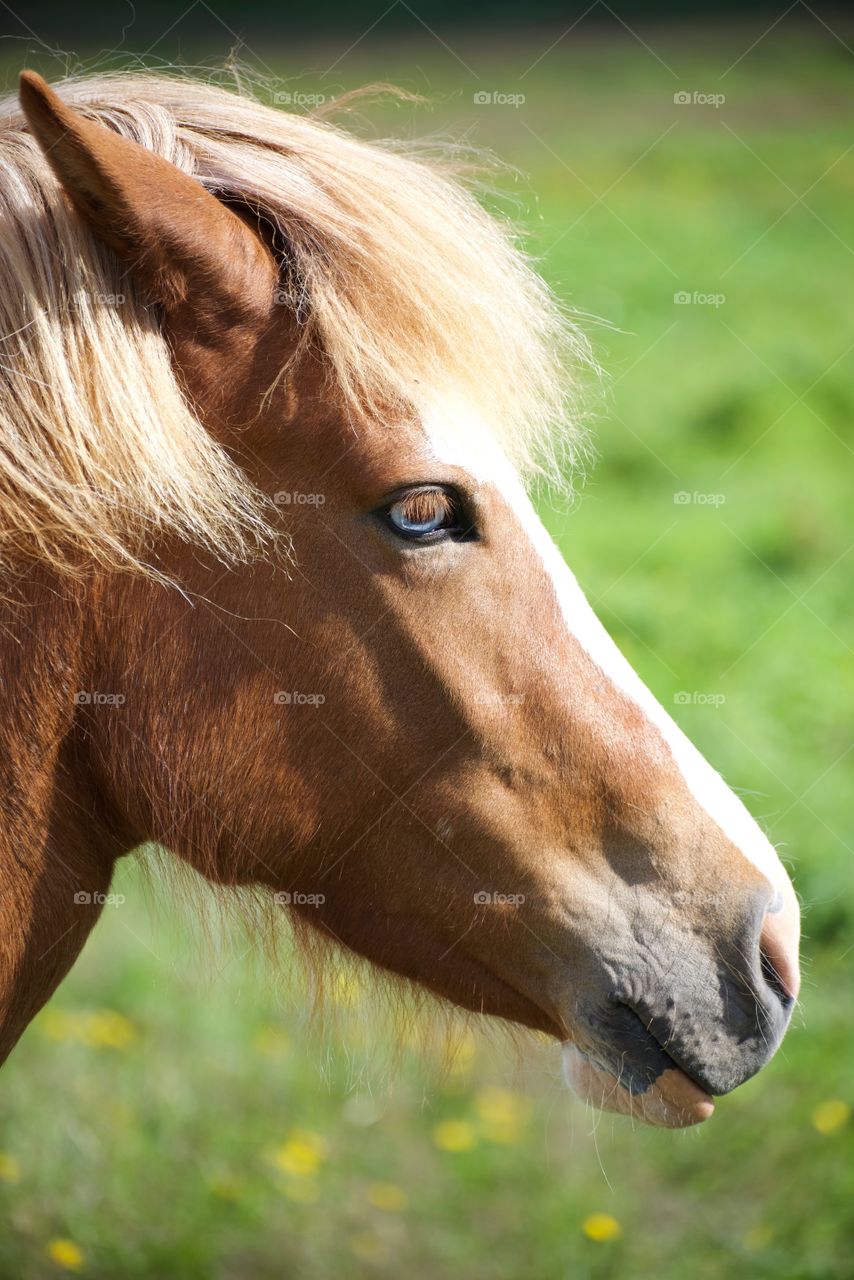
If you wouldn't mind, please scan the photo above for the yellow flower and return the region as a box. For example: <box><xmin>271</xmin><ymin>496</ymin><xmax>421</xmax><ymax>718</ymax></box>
<box><xmin>0</xmin><ymin>1152</ymin><xmax>21</xmax><ymax>1183</ymax></box>
<box><xmin>811</xmin><ymin>1098</ymin><xmax>850</xmax><ymax>1135</ymax></box>
<box><xmin>433</xmin><ymin>1119</ymin><xmax>477</xmax><ymax>1152</ymax></box>
<box><xmin>582</xmin><ymin>1213</ymin><xmax>622</xmax><ymax>1243</ymax></box>
<box><xmin>46</xmin><ymin>1238</ymin><xmax>85</xmax><ymax>1271</ymax></box>
<box><xmin>253</xmin><ymin>1026</ymin><xmax>290</xmax><ymax>1058</ymax></box>
<box><xmin>273</xmin><ymin>1130</ymin><xmax>328</xmax><ymax>1176</ymax></box>
<box><xmin>367</xmin><ymin>1181</ymin><xmax>408</xmax><ymax>1212</ymax></box>
<box><xmin>82</xmin><ymin>1011</ymin><xmax>136</xmax><ymax>1049</ymax></box>
<box><xmin>38</xmin><ymin>1008</ymin><xmax>136</xmax><ymax>1050</ymax></box>
<box><xmin>474</xmin><ymin>1087</ymin><xmax>531</xmax><ymax>1145</ymax></box>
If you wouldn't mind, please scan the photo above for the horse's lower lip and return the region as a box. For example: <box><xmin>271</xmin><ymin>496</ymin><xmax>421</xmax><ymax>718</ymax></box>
<box><xmin>651</xmin><ymin>1065</ymin><xmax>715</xmax><ymax>1125</ymax></box>
<box><xmin>562</xmin><ymin>1004</ymin><xmax>721</xmax><ymax>1127</ymax></box>
<box><xmin>562</xmin><ymin>1042</ymin><xmax>715</xmax><ymax>1128</ymax></box>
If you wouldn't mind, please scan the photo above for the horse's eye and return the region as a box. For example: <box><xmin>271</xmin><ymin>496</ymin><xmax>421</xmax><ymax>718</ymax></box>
<box><xmin>385</xmin><ymin>487</ymin><xmax>463</xmax><ymax>541</ymax></box>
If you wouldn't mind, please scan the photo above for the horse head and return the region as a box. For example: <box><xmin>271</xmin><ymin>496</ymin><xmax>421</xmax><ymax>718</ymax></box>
<box><xmin>0</xmin><ymin>71</ymin><xmax>799</xmax><ymax>1128</ymax></box>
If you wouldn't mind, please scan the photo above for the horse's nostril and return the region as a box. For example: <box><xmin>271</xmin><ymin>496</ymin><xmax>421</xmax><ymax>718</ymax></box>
<box><xmin>759</xmin><ymin>903</ymin><xmax>800</xmax><ymax>1003</ymax></box>
<box><xmin>760</xmin><ymin>947</ymin><xmax>794</xmax><ymax>1009</ymax></box>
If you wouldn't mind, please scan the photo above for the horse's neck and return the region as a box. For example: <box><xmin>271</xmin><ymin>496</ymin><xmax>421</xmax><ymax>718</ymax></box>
<box><xmin>0</xmin><ymin>570</ymin><xmax>116</xmax><ymax>1064</ymax></box>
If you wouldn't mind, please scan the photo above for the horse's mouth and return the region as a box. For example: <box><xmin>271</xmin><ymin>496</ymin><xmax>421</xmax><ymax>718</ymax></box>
<box><xmin>562</xmin><ymin>1007</ymin><xmax>716</xmax><ymax>1129</ymax></box>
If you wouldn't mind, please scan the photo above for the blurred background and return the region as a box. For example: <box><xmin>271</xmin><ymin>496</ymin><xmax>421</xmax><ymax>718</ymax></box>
<box><xmin>1</xmin><ymin>3</ymin><xmax>852</xmax><ymax>1277</ymax></box>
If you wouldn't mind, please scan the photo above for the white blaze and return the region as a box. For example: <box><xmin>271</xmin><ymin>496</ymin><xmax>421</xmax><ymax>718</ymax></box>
<box><xmin>421</xmin><ymin>406</ymin><xmax>795</xmax><ymax>906</ymax></box>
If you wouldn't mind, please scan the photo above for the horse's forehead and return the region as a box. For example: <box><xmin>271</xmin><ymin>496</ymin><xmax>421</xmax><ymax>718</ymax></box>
<box><xmin>418</xmin><ymin>403</ymin><xmax>521</xmax><ymax>490</ymax></box>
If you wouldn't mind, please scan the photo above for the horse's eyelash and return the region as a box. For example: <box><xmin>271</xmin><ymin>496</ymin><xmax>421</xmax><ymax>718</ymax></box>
<box><xmin>398</xmin><ymin>489</ymin><xmax>455</xmax><ymax>525</ymax></box>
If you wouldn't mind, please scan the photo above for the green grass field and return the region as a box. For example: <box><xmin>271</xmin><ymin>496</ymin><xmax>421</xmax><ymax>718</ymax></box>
<box><xmin>1</xmin><ymin>23</ymin><xmax>853</xmax><ymax>1279</ymax></box>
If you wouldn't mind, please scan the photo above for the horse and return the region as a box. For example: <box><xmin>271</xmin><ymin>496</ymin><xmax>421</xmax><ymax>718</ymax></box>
<box><xmin>0</xmin><ymin>69</ymin><xmax>800</xmax><ymax>1130</ymax></box>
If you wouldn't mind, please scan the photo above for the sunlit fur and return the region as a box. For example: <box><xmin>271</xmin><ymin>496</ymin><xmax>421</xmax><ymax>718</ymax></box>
<box><xmin>0</xmin><ymin>72</ymin><xmax>591</xmax><ymax>578</ymax></box>
<box><xmin>0</xmin><ymin>71</ymin><xmax>798</xmax><ymax>1130</ymax></box>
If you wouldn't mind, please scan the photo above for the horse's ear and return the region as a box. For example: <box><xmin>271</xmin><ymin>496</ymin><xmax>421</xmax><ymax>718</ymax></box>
<box><xmin>18</xmin><ymin>71</ymin><xmax>277</xmax><ymax>333</ymax></box>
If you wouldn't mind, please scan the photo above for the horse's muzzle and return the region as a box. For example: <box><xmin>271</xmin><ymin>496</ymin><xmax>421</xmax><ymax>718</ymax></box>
<box><xmin>561</xmin><ymin>885</ymin><xmax>800</xmax><ymax>1128</ymax></box>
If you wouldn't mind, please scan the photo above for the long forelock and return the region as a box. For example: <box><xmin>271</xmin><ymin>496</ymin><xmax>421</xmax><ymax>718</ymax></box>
<box><xmin>0</xmin><ymin>69</ymin><xmax>593</xmax><ymax>577</ymax></box>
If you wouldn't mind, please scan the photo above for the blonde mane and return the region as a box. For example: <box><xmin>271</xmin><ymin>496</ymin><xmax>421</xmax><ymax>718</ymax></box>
<box><xmin>0</xmin><ymin>71</ymin><xmax>590</xmax><ymax>576</ymax></box>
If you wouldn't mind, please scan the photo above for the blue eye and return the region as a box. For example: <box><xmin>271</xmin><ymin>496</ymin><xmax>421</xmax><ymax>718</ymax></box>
<box><xmin>385</xmin><ymin>487</ymin><xmax>463</xmax><ymax>541</ymax></box>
